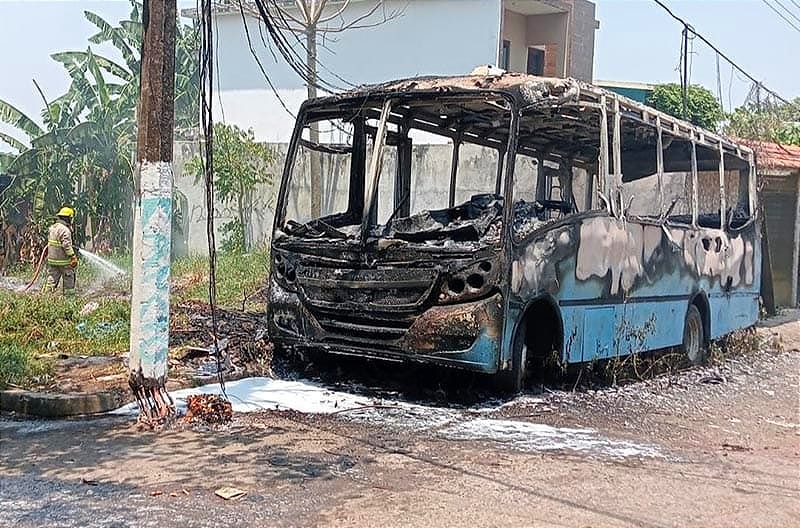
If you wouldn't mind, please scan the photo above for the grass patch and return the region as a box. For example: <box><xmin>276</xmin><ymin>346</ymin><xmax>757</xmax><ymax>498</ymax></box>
<box><xmin>0</xmin><ymin>339</ymin><xmax>50</xmax><ymax>388</ymax></box>
<box><xmin>0</xmin><ymin>290</ymin><xmax>130</xmax><ymax>388</ymax></box>
<box><xmin>0</xmin><ymin>250</ymin><xmax>268</xmax><ymax>388</ymax></box>
<box><xmin>172</xmin><ymin>250</ymin><xmax>270</xmax><ymax>308</ymax></box>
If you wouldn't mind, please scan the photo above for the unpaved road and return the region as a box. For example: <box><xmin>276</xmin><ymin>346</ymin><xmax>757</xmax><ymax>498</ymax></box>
<box><xmin>1</xmin><ymin>314</ymin><xmax>798</xmax><ymax>528</ymax></box>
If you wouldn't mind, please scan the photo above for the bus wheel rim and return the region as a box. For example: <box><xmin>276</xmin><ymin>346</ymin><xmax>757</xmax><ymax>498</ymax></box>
<box><xmin>686</xmin><ymin>317</ymin><xmax>700</xmax><ymax>363</ymax></box>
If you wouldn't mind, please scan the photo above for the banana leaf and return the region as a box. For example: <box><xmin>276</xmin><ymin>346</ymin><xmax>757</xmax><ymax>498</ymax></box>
<box><xmin>52</xmin><ymin>51</ymin><xmax>133</xmax><ymax>82</ymax></box>
<box><xmin>0</xmin><ymin>99</ymin><xmax>44</xmax><ymax>139</ymax></box>
<box><xmin>0</xmin><ymin>131</ymin><xmax>27</xmax><ymax>152</ymax></box>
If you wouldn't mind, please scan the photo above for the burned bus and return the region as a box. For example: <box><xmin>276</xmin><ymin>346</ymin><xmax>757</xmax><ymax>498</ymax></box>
<box><xmin>267</xmin><ymin>72</ymin><xmax>760</xmax><ymax>391</ymax></box>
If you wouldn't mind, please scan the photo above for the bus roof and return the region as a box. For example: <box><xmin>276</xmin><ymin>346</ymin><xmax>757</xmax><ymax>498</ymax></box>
<box><xmin>313</xmin><ymin>72</ymin><xmax>753</xmax><ymax>160</ymax></box>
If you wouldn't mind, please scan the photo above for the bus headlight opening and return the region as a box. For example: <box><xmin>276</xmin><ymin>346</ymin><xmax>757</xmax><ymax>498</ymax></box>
<box><xmin>440</xmin><ymin>259</ymin><xmax>497</xmax><ymax>303</ymax></box>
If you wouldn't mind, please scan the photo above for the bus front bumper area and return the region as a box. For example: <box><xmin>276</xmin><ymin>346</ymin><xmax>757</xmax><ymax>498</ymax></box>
<box><xmin>268</xmin><ymin>282</ymin><xmax>503</xmax><ymax>373</ymax></box>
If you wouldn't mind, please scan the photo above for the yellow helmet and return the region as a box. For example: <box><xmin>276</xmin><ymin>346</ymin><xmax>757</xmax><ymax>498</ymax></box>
<box><xmin>56</xmin><ymin>207</ymin><xmax>75</xmax><ymax>219</ymax></box>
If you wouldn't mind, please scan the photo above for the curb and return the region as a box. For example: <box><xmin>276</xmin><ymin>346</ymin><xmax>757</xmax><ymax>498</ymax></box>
<box><xmin>0</xmin><ymin>370</ymin><xmax>254</xmax><ymax>418</ymax></box>
<box><xmin>0</xmin><ymin>389</ymin><xmax>130</xmax><ymax>418</ymax></box>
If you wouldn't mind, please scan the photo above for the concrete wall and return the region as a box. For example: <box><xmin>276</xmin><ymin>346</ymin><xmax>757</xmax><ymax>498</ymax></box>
<box><xmin>501</xmin><ymin>10</ymin><xmax>528</xmax><ymax>73</ymax></box>
<box><xmin>213</xmin><ymin>0</ymin><xmax>502</xmax><ymax>142</ymax></box>
<box><xmin>566</xmin><ymin>0</ymin><xmax>597</xmax><ymax>81</ymax></box>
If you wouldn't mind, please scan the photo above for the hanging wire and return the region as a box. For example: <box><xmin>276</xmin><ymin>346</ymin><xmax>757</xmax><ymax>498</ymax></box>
<box><xmin>681</xmin><ymin>25</ymin><xmax>689</xmax><ymax>119</ymax></box>
<box><xmin>761</xmin><ymin>0</ymin><xmax>800</xmax><ymax>33</ymax></box>
<box><xmin>651</xmin><ymin>0</ymin><xmax>796</xmax><ymax>108</ymax></box>
<box><xmin>237</xmin><ymin>0</ymin><xmax>296</xmax><ymax>118</ymax></box>
<box><xmin>247</xmin><ymin>0</ymin><xmax>345</xmax><ymax>93</ymax></box>
<box><xmin>199</xmin><ymin>0</ymin><xmax>226</xmax><ymax>397</ymax></box>
<box><xmin>715</xmin><ymin>53</ymin><xmax>724</xmax><ymax>113</ymax></box>
<box><xmin>262</xmin><ymin>0</ymin><xmax>359</xmax><ymax>90</ymax></box>
<box><xmin>773</xmin><ymin>0</ymin><xmax>800</xmax><ymax>25</ymax></box>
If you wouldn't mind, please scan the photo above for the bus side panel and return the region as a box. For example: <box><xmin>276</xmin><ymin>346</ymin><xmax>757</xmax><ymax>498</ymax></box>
<box><xmin>510</xmin><ymin>215</ymin><xmax>761</xmax><ymax>365</ymax></box>
<box><xmin>560</xmin><ymin>300</ymin><xmax>687</xmax><ymax>363</ymax></box>
<box><xmin>708</xmin><ymin>293</ymin><xmax>760</xmax><ymax>339</ymax></box>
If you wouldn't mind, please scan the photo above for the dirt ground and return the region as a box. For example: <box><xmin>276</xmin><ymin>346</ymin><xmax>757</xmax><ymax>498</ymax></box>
<box><xmin>1</xmin><ymin>312</ymin><xmax>798</xmax><ymax>528</ymax></box>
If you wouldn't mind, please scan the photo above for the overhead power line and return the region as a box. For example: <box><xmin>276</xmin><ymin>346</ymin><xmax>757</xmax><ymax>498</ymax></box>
<box><xmin>760</xmin><ymin>0</ymin><xmax>800</xmax><ymax>34</ymax></box>
<box><xmin>651</xmin><ymin>0</ymin><xmax>796</xmax><ymax>107</ymax></box>
<box><xmin>773</xmin><ymin>0</ymin><xmax>800</xmax><ymax>25</ymax></box>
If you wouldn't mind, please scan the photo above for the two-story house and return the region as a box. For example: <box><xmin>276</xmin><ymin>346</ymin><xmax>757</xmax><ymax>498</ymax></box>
<box><xmin>201</xmin><ymin>0</ymin><xmax>598</xmax><ymax>141</ymax></box>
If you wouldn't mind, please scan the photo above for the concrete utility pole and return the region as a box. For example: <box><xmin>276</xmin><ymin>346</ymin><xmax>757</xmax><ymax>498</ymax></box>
<box><xmin>129</xmin><ymin>0</ymin><xmax>177</xmax><ymax>421</ymax></box>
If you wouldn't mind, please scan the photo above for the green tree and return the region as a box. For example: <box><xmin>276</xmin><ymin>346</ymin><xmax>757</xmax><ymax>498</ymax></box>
<box><xmin>0</xmin><ymin>0</ymin><xmax>198</xmax><ymax>255</ymax></box>
<box><xmin>186</xmin><ymin>123</ymin><xmax>275</xmax><ymax>252</ymax></box>
<box><xmin>646</xmin><ymin>83</ymin><xmax>724</xmax><ymax>131</ymax></box>
<box><xmin>725</xmin><ymin>98</ymin><xmax>800</xmax><ymax>146</ymax></box>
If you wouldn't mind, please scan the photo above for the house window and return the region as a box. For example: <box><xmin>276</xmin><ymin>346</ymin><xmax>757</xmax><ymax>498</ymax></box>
<box><xmin>500</xmin><ymin>40</ymin><xmax>511</xmax><ymax>70</ymax></box>
<box><xmin>527</xmin><ymin>47</ymin><xmax>545</xmax><ymax>76</ymax></box>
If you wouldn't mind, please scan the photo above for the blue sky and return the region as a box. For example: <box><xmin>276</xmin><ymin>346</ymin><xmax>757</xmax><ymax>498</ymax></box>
<box><xmin>0</xmin><ymin>0</ymin><xmax>797</xmax><ymax>142</ymax></box>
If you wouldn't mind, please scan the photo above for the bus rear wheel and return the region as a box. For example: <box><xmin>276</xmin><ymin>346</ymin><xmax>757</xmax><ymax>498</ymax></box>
<box><xmin>682</xmin><ymin>304</ymin><xmax>706</xmax><ymax>365</ymax></box>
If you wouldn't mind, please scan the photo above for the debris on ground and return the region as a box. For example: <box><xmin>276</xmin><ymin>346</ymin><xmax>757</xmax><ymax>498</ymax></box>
<box><xmin>214</xmin><ymin>487</ymin><xmax>247</xmax><ymax>500</ymax></box>
<box><xmin>171</xmin><ymin>301</ymin><xmax>272</xmax><ymax>378</ymax></box>
<box><xmin>78</xmin><ymin>301</ymin><xmax>99</xmax><ymax>316</ymax></box>
<box><xmin>184</xmin><ymin>394</ymin><xmax>233</xmax><ymax>424</ymax></box>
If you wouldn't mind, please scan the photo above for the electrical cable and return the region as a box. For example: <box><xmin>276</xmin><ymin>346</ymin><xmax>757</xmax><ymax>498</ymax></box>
<box><xmin>263</xmin><ymin>0</ymin><xmax>359</xmax><ymax>90</ymax></box>
<box><xmin>214</xmin><ymin>7</ymin><xmax>226</xmax><ymax>123</ymax></box>
<box><xmin>237</xmin><ymin>0</ymin><xmax>296</xmax><ymax>118</ymax></box>
<box><xmin>651</xmin><ymin>0</ymin><xmax>796</xmax><ymax>108</ymax></box>
<box><xmin>198</xmin><ymin>0</ymin><xmax>226</xmax><ymax>397</ymax></box>
<box><xmin>772</xmin><ymin>0</ymin><xmax>800</xmax><ymax>26</ymax></box>
<box><xmin>250</xmin><ymin>0</ymin><xmax>344</xmax><ymax>93</ymax></box>
<box><xmin>760</xmin><ymin>0</ymin><xmax>800</xmax><ymax>33</ymax></box>
<box><xmin>681</xmin><ymin>26</ymin><xmax>688</xmax><ymax>119</ymax></box>
<box><xmin>775</xmin><ymin>0</ymin><xmax>800</xmax><ymax>22</ymax></box>
<box><xmin>715</xmin><ymin>53</ymin><xmax>724</xmax><ymax>113</ymax></box>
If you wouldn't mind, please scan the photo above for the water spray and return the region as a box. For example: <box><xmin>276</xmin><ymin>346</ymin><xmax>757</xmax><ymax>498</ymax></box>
<box><xmin>21</xmin><ymin>246</ymin><xmax>127</xmax><ymax>293</ymax></box>
<box><xmin>77</xmin><ymin>248</ymin><xmax>127</xmax><ymax>277</ymax></box>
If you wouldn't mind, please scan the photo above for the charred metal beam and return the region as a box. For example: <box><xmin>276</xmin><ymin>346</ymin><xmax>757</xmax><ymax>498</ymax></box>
<box><xmin>449</xmin><ymin>131</ymin><xmax>462</xmax><ymax>208</ymax></box>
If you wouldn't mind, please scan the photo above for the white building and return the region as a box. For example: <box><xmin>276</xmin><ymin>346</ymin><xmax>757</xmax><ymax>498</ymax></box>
<box><xmin>199</xmin><ymin>0</ymin><xmax>598</xmax><ymax>141</ymax></box>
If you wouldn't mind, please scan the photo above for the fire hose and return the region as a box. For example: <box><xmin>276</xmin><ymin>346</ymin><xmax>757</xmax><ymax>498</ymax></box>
<box><xmin>23</xmin><ymin>245</ymin><xmax>48</xmax><ymax>292</ymax></box>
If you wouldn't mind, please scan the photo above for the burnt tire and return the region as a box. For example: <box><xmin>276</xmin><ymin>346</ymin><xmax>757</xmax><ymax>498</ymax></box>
<box><xmin>496</xmin><ymin>325</ymin><xmax>527</xmax><ymax>393</ymax></box>
<box><xmin>682</xmin><ymin>304</ymin><xmax>706</xmax><ymax>365</ymax></box>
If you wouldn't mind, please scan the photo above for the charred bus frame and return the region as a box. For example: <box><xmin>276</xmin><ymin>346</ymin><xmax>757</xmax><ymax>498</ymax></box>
<box><xmin>268</xmin><ymin>73</ymin><xmax>760</xmax><ymax>391</ymax></box>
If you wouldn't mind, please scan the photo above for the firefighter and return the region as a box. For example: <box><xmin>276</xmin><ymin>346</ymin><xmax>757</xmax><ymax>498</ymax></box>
<box><xmin>43</xmin><ymin>207</ymin><xmax>78</xmax><ymax>295</ymax></box>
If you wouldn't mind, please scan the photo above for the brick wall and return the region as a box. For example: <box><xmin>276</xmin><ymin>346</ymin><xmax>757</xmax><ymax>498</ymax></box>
<box><xmin>544</xmin><ymin>44</ymin><xmax>559</xmax><ymax>77</ymax></box>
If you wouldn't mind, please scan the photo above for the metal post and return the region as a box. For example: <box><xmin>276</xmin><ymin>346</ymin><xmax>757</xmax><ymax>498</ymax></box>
<box><xmin>129</xmin><ymin>0</ymin><xmax>177</xmax><ymax>420</ymax></box>
<box><xmin>361</xmin><ymin>99</ymin><xmax>392</xmax><ymax>234</ymax></box>
<box><xmin>535</xmin><ymin>156</ymin><xmax>546</xmax><ymax>201</ymax></box>
<box><xmin>718</xmin><ymin>141</ymin><xmax>726</xmax><ymax>229</ymax></box>
<box><xmin>690</xmin><ymin>134</ymin><xmax>699</xmax><ymax>228</ymax></box>
<box><xmin>749</xmin><ymin>152</ymin><xmax>757</xmax><ymax>217</ymax></box>
<box><xmin>612</xmin><ymin>97</ymin><xmax>622</xmax><ymax>215</ymax></box>
<box><xmin>495</xmin><ymin>148</ymin><xmax>505</xmax><ymax>196</ymax></box>
<box><xmin>793</xmin><ymin>172</ymin><xmax>800</xmax><ymax>306</ymax></box>
<box><xmin>449</xmin><ymin>131</ymin><xmax>462</xmax><ymax>208</ymax></box>
<box><xmin>598</xmin><ymin>96</ymin><xmax>609</xmax><ymax>196</ymax></box>
<box><xmin>656</xmin><ymin>116</ymin><xmax>664</xmax><ymax>214</ymax></box>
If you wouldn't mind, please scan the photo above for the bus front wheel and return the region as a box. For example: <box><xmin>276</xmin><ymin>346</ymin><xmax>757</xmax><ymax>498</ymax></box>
<box><xmin>497</xmin><ymin>325</ymin><xmax>527</xmax><ymax>393</ymax></box>
<box><xmin>682</xmin><ymin>304</ymin><xmax>706</xmax><ymax>365</ymax></box>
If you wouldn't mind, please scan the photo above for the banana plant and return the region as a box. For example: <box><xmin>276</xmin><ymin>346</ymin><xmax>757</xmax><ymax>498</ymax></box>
<box><xmin>0</xmin><ymin>0</ymin><xmax>198</xmax><ymax>254</ymax></box>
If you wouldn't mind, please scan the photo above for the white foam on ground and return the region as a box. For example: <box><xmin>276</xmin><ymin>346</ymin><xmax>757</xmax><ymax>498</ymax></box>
<box><xmin>111</xmin><ymin>377</ymin><xmax>371</xmax><ymax>415</ymax></box>
<box><xmin>441</xmin><ymin>418</ymin><xmax>663</xmax><ymax>458</ymax></box>
<box><xmin>110</xmin><ymin>377</ymin><xmax>662</xmax><ymax>458</ymax></box>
